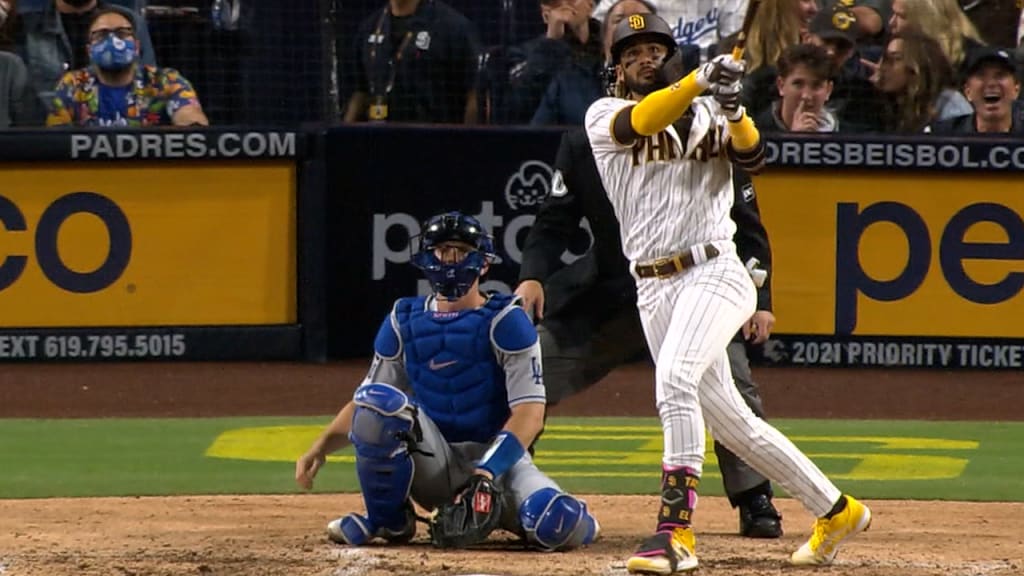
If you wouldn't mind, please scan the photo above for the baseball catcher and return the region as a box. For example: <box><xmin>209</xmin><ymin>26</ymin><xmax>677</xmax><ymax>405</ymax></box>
<box><xmin>295</xmin><ymin>211</ymin><xmax>600</xmax><ymax>552</ymax></box>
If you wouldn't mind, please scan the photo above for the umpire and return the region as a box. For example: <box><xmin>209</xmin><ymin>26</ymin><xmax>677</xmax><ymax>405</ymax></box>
<box><xmin>515</xmin><ymin>127</ymin><xmax>783</xmax><ymax>538</ymax></box>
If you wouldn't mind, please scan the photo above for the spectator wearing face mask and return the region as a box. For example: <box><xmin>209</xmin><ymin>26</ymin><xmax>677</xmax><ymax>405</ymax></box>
<box><xmin>930</xmin><ymin>47</ymin><xmax>1024</xmax><ymax>134</ymax></box>
<box><xmin>18</xmin><ymin>0</ymin><xmax>157</xmax><ymax>115</ymax></box>
<box><xmin>46</xmin><ymin>6</ymin><xmax>207</xmax><ymax>127</ymax></box>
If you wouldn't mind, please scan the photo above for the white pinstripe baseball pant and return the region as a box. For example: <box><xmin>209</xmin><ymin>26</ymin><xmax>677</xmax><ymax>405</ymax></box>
<box><xmin>634</xmin><ymin>240</ymin><xmax>842</xmax><ymax>517</ymax></box>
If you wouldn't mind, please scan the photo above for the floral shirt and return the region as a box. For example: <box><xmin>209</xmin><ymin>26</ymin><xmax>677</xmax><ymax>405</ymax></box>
<box><xmin>46</xmin><ymin>65</ymin><xmax>201</xmax><ymax>127</ymax></box>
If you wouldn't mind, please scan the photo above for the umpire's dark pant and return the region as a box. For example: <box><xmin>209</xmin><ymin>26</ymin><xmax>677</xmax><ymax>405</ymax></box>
<box><xmin>539</xmin><ymin>303</ymin><xmax>770</xmax><ymax>505</ymax></box>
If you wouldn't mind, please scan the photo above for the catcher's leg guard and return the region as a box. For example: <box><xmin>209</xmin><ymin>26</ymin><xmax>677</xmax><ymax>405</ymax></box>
<box><xmin>519</xmin><ymin>487</ymin><xmax>599</xmax><ymax>551</ymax></box>
<box><xmin>344</xmin><ymin>382</ymin><xmax>418</xmax><ymax>545</ymax></box>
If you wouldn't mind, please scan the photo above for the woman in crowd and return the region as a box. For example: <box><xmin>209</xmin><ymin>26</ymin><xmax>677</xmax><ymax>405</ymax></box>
<box><xmin>889</xmin><ymin>0</ymin><xmax>985</xmax><ymax>81</ymax></box>
<box><xmin>870</xmin><ymin>29</ymin><xmax>973</xmax><ymax>132</ymax></box>
<box><xmin>732</xmin><ymin>0</ymin><xmax>814</xmax><ymax>119</ymax></box>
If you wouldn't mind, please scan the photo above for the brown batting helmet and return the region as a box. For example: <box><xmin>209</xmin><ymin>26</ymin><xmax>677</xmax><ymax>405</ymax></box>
<box><xmin>610</xmin><ymin>13</ymin><xmax>677</xmax><ymax>65</ymax></box>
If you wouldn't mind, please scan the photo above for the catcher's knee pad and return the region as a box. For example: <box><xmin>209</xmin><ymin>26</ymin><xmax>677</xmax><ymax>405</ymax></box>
<box><xmin>519</xmin><ymin>487</ymin><xmax>599</xmax><ymax>551</ymax></box>
<box><xmin>350</xmin><ymin>382</ymin><xmax>417</xmax><ymax>535</ymax></box>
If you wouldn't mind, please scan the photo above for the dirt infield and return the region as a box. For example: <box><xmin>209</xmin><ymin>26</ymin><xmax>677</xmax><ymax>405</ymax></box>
<box><xmin>1</xmin><ymin>360</ymin><xmax>1022</xmax><ymax>576</ymax></box>
<box><xmin>1</xmin><ymin>494</ymin><xmax>1021</xmax><ymax>576</ymax></box>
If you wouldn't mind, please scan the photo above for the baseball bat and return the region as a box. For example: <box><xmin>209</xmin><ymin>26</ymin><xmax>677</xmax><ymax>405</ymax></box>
<box><xmin>730</xmin><ymin>0</ymin><xmax>764</xmax><ymax>60</ymax></box>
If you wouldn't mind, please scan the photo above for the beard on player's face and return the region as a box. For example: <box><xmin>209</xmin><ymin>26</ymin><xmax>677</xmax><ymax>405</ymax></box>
<box><xmin>620</xmin><ymin>63</ymin><xmax>669</xmax><ymax>97</ymax></box>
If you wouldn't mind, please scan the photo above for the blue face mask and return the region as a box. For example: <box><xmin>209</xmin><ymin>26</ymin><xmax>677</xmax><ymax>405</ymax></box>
<box><xmin>89</xmin><ymin>35</ymin><xmax>137</xmax><ymax>71</ymax></box>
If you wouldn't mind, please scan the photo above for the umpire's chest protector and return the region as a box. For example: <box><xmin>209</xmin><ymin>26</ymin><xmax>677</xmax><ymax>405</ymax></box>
<box><xmin>395</xmin><ymin>294</ymin><xmax>514</xmax><ymax>443</ymax></box>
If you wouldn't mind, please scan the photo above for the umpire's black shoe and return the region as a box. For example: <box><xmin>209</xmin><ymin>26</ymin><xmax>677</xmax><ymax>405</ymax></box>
<box><xmin>739</xmin><ymin>493</ymin><xmax>783</xmax><ymax>539</ymax></box>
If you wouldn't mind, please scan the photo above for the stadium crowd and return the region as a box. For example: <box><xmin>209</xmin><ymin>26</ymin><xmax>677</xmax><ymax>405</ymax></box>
<box><xmin>339</xmin><ymin>0</ymin><xmax>1024</xmax><ymax>134</ymax></box>
<box><xmin>0</xmin><ymin>0</ymin><xmax>1021</xmax><ymax>134</ymax></box>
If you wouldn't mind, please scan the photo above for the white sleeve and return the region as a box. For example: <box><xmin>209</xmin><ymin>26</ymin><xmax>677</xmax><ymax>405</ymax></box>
<box><xmin>719</xmin><ymin>0</ymin><xmax>749</xmax><ymax>37</ymax></box>
<box><xmin>584</xmin><ymin>96</ymin><xmax>635</xmax><ymax>152</ymax></box>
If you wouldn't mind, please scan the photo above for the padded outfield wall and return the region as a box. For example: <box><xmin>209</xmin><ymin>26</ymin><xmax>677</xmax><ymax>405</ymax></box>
<box><xmin>1</xmin><ymin>128</ymin><xmax>1022</xmax><ymax>369</ymax></box>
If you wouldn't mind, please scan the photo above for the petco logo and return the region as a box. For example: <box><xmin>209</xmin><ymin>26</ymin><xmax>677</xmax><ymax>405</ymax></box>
<box><xmin>371</xmin><ymin>200</ymin><xmax>594</xmax><ymax>296</ymax></box>
<box><xmin>504</xmin><ymin>160</ymin><xmax>553</xmax><ymax>211</ymax></box>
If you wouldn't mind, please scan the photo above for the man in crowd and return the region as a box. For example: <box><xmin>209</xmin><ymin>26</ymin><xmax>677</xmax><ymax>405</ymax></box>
<box><xmin>931</xmin><ymin>46</ymin><xmax>1024</xmax><ymax>133</ymax></box>
<box><xmin>758</xmin><ymin>42</ymin><xmax>843</xmax><ymax>132</ymax></box>
<box><xmin>343</xmin><ymin>0</ymin><xmax>480</xmax><ymax>124</ymax></box>
<box><xmin>531</xmin><ymin>0</ymin><xmax>653</xmax><ymax>126</ymax></box>
<box><xmin>46</xmin><ymin>6</ymin><xmax>207</xmax><ymax>127</ymax></box>
<box><xmin>18</xmin><ymin>0</ymin><xmax>156</xmax><ymax>113</ymax></box>
<box><xmin>805</xmin><ymin>7</ymin><xmax>881</xmax><ymax>127</ymax></box>
<box><xmin>819</xmin><ymin>0</ymin><xmax>891</xmax><ymax>46</ymax></box>
<box><xmin>505</xmin><ymin>0</ymin><xmax>604</xmax><ymax>124</ymax></box>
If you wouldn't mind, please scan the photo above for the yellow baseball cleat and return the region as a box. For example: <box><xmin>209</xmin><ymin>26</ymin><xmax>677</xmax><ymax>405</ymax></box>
<box><xmin>790</xmin><ymin>495</ymin><xmax>872</xmax><ymax>566</ymax></box>
<box><xmin>626</xmin><ymin>526</ymin><xmax>698</xmax><ymax>574</ymax></box>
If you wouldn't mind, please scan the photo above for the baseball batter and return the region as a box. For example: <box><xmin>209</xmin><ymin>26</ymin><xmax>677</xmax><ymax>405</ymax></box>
<box><xmin>584</xmin><ymin>14</ymin><xmax>871</xmax><ymax>574</ymax></box>
<box><xmin>295</xmin><ymin>211</ymin><xmax>599</xmax><ymax>553</ymax></box>
<box><xmin>517</xmin><ymin>126</ymin><xmax>785</xmax><ymax>539</ymax></box>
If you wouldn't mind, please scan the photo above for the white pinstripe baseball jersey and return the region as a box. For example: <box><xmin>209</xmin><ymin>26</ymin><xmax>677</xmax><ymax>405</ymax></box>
<box><xmin>583</xmin><ymin>95</ymin><xmax>738</xmax><ymax>265</ymax></box>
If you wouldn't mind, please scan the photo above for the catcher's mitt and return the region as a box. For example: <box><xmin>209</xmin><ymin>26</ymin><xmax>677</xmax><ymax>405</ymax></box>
<box><xmin>429</xmin><ymin>474</ymin><xmax>503</xmax><ymax>548</ymax></box>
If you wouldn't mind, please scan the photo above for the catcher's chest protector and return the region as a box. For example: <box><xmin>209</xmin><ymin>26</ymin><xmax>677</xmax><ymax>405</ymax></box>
<box><xmin>394</xmin><ymin>294</ymin><xmax>513</xmax><ymax>443</ymax></box>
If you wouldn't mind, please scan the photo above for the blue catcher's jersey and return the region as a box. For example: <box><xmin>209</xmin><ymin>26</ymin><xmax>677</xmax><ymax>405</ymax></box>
<box><xmin>387</xmin><ymin>293</ymin><xmax>522</xmax><ymax>443</ymax></box>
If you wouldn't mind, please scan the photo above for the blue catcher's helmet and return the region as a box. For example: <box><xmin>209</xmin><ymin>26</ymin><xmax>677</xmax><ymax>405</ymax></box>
<box><xmin>411</xmin><ymin>212</ymin><xmax>500</xmax><ymax>300</ymax></box>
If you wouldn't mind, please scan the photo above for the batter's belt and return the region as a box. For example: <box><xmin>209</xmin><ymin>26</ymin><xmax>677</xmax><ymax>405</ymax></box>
<box><xmin>634</xmin><ymin>244</ymin><xmax>721</xmax><ymax>279</ymax></box>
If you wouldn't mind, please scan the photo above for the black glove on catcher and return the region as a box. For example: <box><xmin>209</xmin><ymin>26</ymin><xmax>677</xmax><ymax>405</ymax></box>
<box><xmin>429</xmin><ymin>474</ymin><xmax>504</xmax><ymax>548</ymax></box>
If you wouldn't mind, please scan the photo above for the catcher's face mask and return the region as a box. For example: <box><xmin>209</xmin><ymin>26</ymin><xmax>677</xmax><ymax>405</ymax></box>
<box><xmin>411</xmin><ymin>212</ymin><xmax>499</xmax><ymax>301</ymax></box>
